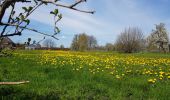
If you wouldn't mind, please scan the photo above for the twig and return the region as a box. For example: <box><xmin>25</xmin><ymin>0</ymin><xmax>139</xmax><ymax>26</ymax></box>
<box><xmin>0</xmin><ymin>81</ymin><xmax>30</xmax><ymax>85</ymax></box>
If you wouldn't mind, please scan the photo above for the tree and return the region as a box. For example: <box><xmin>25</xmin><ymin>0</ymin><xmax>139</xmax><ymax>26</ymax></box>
<box><xmin>60</xmin><ymin>44</ymin><xmax>64</xmax><ymax>49</ymax></box>
<box><xmin>71</xmin><ymin>33</ymin><xmax>98</xmax><ymax>51</ymax></box>
<box><xmin>147</xmin><ymin>23</ymin><xmax>169</xmax><ymax>53</ymax></box>
<box><xmin>43</xmin><ymin>39</ymin><xmax>55</xmax><ymax>48</ymax></box>
<box><xmin>27</xmin><ymin>37</ymin><xmax>31</xmax><ymax>45</ymax></box>
<box><xmin>0</xmin><ymin>0</ymin><xmax>94</xmax><ymax>38</ymax></box>
<box><xmin>33</xmin><ymin>40</ymin><xmax>36</xmax><ymax>44</ymax></box>
<box><xmin>87</xmin><ymin>35</ymin><xmax>97</xmax><ymax>50</ymax></box>
<box><xmin>105</xmin><ymin>43</ymin><xmax>115</xmax><ymax>51</ymax></box>
<box><xmin>71</xmin><ymin>34</ymin><xmax>79</xmax><ymax>51</ymax></box>
<box><xmin>115</xmin><ymin>27</ymin><xmax>144</xmax><ymax>53</ymax></box>
<box><xmin>78</xmin><ymin>33</ymin><xmax>88</xmax><ymax>51</ymax></box>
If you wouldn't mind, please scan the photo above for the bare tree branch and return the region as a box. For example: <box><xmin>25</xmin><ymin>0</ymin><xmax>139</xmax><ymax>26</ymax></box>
<box><xmin>1</xmin><ymin>22</ymin><xmax>59</xmax><ymax>39</ymax></box>
<box><xmin>41</xmin><ymin>0</ymin><xmax>95</xmax><ymax>14</ymax></box>
<box><xmin>69</xmin><ymin>0</ymin><xmax>86</xmax><ymax>8</ymax></box>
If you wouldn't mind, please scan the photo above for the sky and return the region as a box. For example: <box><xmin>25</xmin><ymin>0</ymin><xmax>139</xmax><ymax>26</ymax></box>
<box><xmin>1</xmin><ymin>0</ymin><xmax>170</xmax><ymax>47</ymax></box>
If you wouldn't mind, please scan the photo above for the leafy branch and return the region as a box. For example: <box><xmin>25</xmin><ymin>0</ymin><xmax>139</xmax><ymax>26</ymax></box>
<box><xmin>0</xmin><ymin>0</ymin><xmax>94</xmax><ymax>39</ymax></box>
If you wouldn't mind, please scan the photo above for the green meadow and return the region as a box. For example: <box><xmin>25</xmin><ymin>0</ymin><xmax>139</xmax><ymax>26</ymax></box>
<box><xmin>0</xmin><ymin>50</ymin><xmax>170</xmax><ymax>100</ymax></box>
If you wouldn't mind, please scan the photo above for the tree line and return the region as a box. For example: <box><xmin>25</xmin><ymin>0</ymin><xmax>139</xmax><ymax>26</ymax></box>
<box><xmin>71</xmin><ymin>23</ymin><xmax>169</xmax><ymax>53</ymax></box>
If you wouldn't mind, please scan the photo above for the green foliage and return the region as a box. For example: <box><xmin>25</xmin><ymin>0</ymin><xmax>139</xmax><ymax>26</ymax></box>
<box><xmin>24</xmin><ymin>19</ymin><xmax>30</xmax><ymax>25</ymax></box>
<box><xmin>16</xmin><ymin>17</ymin><xmax>20</xmax><ymax>21</ymax></box>
<box><xmin>22</xmin><ymin>6</ymin><xmax>33</xmax><ymax>12</ymax></box>
<box><xmin>20</xmin><ymin>14</ymin><xmax>25</xmax><ymax>21</ymax></box>
<box><xmin>50</xmin><ymin>9</ymin><xmax>59</xmax><ymax>16</ymax></box>
<box><xmin>54</xmin><ymin>9</ymin><xmax>59</xmax><ymax>15</ymax></box>
<box><xmin>22</xmin><ymin>7</ymin><xmax>27</xmax><ymax>12</ymax></box>
<box><xmin>28</xmin><ymin>6</ymin><xmax>33</xmax><ymax>12</ymax></box>
<box><xmin>0</xmin><ymin>48</ymin><xmax>13</xmax><ymax>57</ymax></box>
<box><xmin>55</xmin><ymin>27</ymin><xmax>60</xmax><ymax>33</ymax></box>
<box><xmin>58</xmin><ymin>14</ymin><xmax>62</xmax><ymax>19</ymax></box>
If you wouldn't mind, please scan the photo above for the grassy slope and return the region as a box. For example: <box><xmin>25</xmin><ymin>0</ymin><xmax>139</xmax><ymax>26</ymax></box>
<box><xmin>0</xmin><ymin>50</ymin><xmax>170</xmax><ymax>100</ymax></box>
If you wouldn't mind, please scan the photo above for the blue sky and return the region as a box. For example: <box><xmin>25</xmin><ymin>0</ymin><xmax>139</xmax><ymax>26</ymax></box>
<box><xmin>2</xmin><ymin>0</ymin><xmax>170</xmax><ymax>47</ymax></box>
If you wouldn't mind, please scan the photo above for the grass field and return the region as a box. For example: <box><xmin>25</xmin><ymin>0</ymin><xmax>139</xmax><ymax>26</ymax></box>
<box><xmin>0</xmin><ymin>50</ymin><xmax>170</xmax><ymax>100</ymax></box>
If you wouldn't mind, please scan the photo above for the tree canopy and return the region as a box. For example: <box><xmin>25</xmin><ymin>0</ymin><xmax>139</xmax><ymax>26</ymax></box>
<box><xmin>71</xmin><ymin>33</ymin><xmax>97</xmax><ymax>51</ymax></box>
<box><xmin>147</xmin><ymin>23</ymin><xmax>169</xmax><ymax>52</ymax></box>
